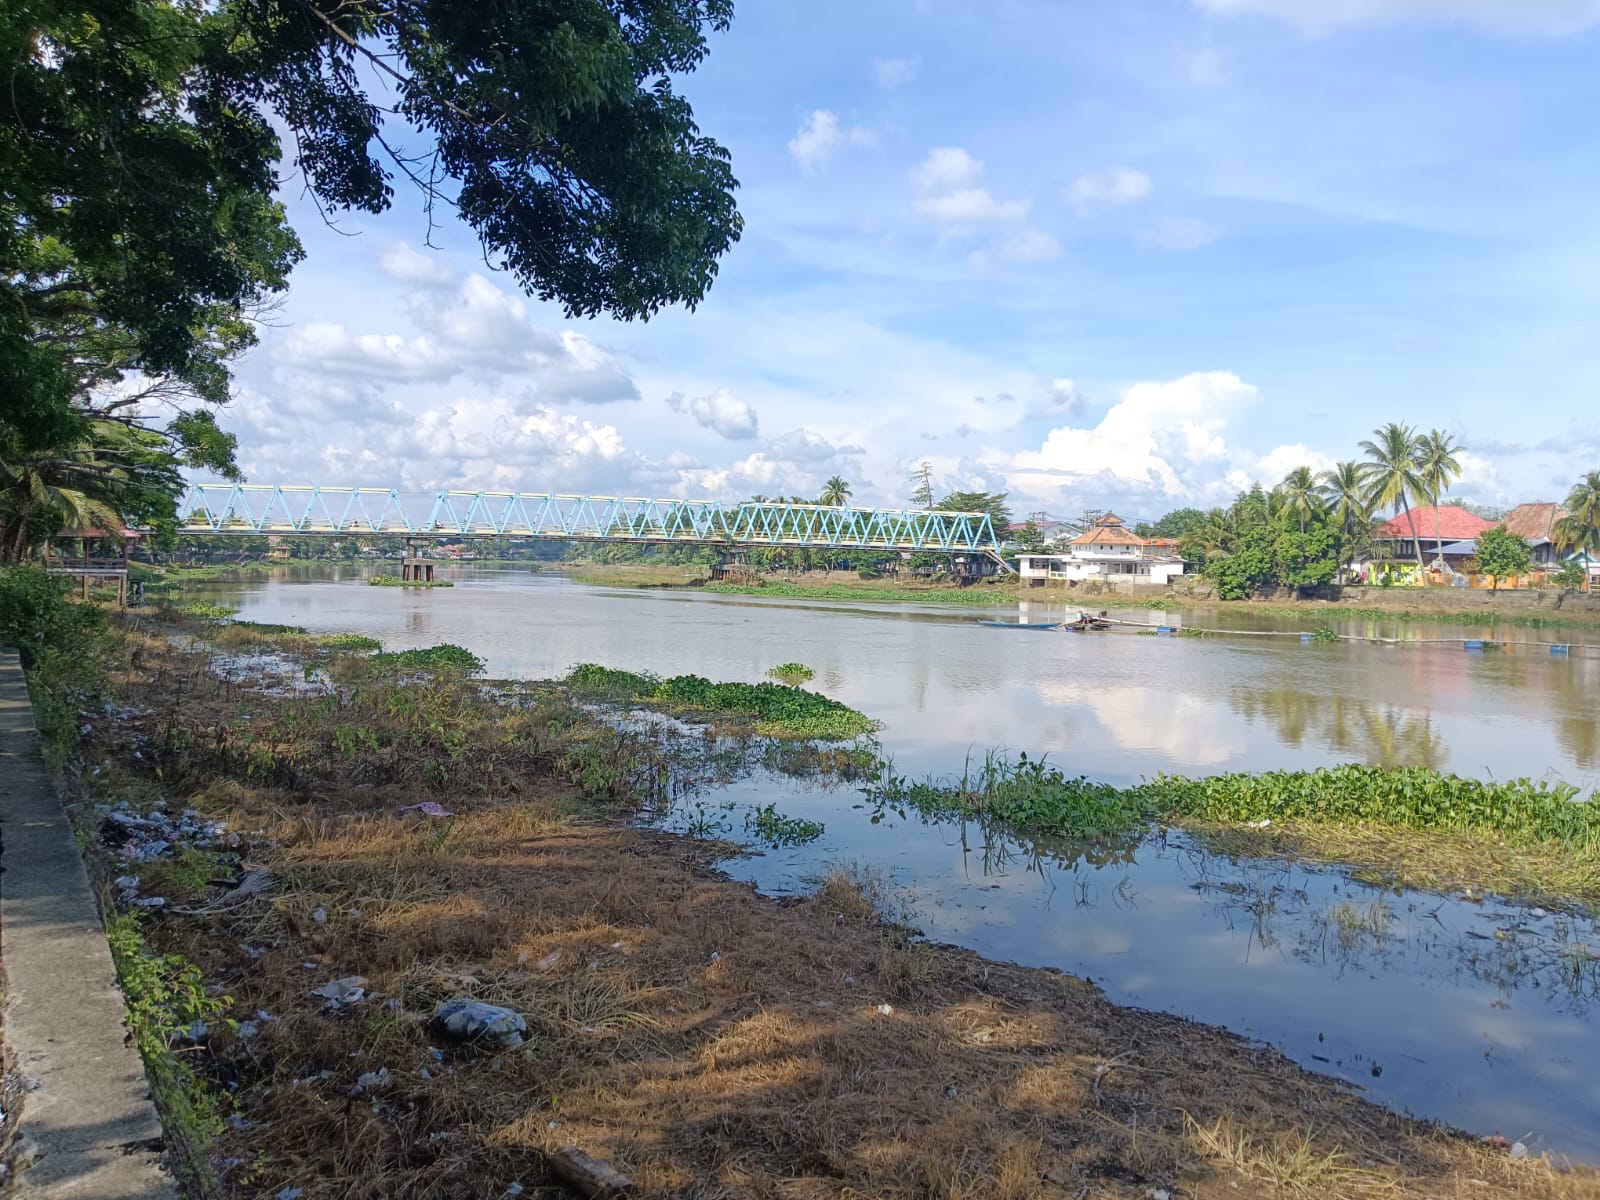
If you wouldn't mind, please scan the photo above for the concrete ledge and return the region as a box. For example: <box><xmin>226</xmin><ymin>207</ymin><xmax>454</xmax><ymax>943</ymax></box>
<box><xmin>0</xmin><ymin>650</ymin><xmax>177</xmax><ymax>1198</ymax></box>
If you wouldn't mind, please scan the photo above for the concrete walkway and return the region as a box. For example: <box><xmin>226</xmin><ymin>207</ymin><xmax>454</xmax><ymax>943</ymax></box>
<box><xmin>0</xmin><ymin>651</ymin><xmax>176</xmax><ymax>1197</ymax></box>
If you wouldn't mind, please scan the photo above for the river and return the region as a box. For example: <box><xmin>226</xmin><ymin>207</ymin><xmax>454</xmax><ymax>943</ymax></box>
<box><xmin>197</xmin><ymin>564</ymin><xmax>1600</xmax><ymax>1159</ymax></box>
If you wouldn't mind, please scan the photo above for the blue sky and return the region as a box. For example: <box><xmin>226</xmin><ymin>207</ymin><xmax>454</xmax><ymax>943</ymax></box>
<box><xmin>226</xmin><ymin>0</ymin><xmax>1600</xmax><ymax>523</ymax></box>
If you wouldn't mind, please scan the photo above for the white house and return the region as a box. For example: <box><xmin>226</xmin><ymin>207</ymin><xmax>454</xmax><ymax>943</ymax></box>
<box><xmin>1017</xmin><ymin>515</ymin><xmax>1186</xmax><ymax>587</ymax></box>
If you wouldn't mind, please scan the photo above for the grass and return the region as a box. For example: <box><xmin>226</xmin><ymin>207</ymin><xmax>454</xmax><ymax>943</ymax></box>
<box><xmin>743</xmin><ymin>802</ymin><xmax>825</xmax><ymax>846</ymax></box>
<box><xmin>702</xmin><ymin>578</ymin><xmax>1019</xmax><ymax>605</ymax></box>
<box><xmin>869</xmin><ymin>754</ymin><xmax>1600</xmax><ymax>906</ymax></box>
<box><xmin>106</xmin><ymin>912</ymin><xmax>230</xmax><ymax>1194</ymax></box>
<box><xmin>368</xmin><ymin>643</ymin><xmax>485</xmax><ymax>675</ymax></box>
<box><xmin>564</xmin><ymin>662</ymin><xmax>876</xmax><ymax>740</ymax></box>
<box><xmin>562</xmin><ymin>564</ymin><xmax>709</xmax><ymax>588</ymax></box>
<box><xmin>370</xmin><ymin>573</ymin><xmax>454</xmax><ymax>587</ymax></box>
<box><xmin>26</xmin><ymin>612</ymin><xmax>1600</xmax><ymax>1199</ymax></box>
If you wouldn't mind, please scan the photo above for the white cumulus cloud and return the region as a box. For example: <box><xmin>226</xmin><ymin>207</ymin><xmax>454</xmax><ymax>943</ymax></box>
<box><xmin>1010</xmin><ymin>371</ymin><xmax>1260</xmax><ymax>501</ymax></box>
<box><xmin>912</xmin><ymin>147</ymin><xmax>1056</xmax><ymax>263</ymax></box>
<box><xmin>1251</xmin><ymin>443</ymin><xmax>1337</xmax><ymax>485</ymax></box>
<box><xmin>1191</xmin><ymin>0</ymin><xmax>1600</xmax><ymax>35</ymax></box>
<box><xmin>1066</xmin><ymin>167</ymin><xmax>1153</xmax><ymax>211</ymax></box>
<box><xmin>667</xmin><ymin>389</ymin><xmax>760</xmax><ymax>439</ymax></box>
<box><xmin>788</xmin><ymin>110</ymin><xmax>875</xmax><ymax>172</ymax></box>
<box><xmin>379</xmin><ymin>242</ymin><xmax>456</xmax><ymax>288</ymax></box>
<box><xmin>872</xmin><ymin>56</ymin><xmax>918</xmax><ymax>87</ymax></box>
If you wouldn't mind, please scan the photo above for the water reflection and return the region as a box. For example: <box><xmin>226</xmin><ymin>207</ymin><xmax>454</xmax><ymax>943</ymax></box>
<box><xmin>208</xmin><ymin>568</ymin><xmax>1600</xmax><ymax>1153</ymax></box>
<box><xmin>714</xmin><ymin>786</ymin><xmax>1600</xmax><ymax>1156</ymax></box>
<box><xmin>1230</xmin><ymin>689</ymin><xmax>1447</xmax><ymax>769</ymax></box>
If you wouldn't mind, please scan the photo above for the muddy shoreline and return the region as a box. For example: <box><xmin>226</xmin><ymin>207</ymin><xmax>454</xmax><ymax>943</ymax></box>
<box><xmin>57</xmin><ymin>617</ymin><xmax>1600</xmax><ymax>1197</ymax></box>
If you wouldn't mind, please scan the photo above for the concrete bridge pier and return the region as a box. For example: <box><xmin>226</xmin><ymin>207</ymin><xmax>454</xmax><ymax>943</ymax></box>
<box><xmin>401</xmin><ymin>539</ymin><xmax>435</xmax><ymax>583</ymax></box>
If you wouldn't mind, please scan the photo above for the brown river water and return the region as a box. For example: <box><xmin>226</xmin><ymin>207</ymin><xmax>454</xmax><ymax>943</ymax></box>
<box><xmin>197</xmin><ymin>564</ymin><xmax>1600</xmax><ymax>1159</ymax></box>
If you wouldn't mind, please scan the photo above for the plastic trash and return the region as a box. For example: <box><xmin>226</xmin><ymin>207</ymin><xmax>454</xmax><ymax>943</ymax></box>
<box><xmin>401</xmin><ymin>801</ymin><xmax>455</xmax><ymax>818</ymax></box>
<box><xmin>426</xmin><ymin>999</ymin><xmax>527</xmax><ymax>1049</ymax></box>
<box><xmin>1511</xmin><ymin>1142</ymin><xmax>1529</xmax><ymax>1160</ymax></box>
<box><xmin>350</xmin><ymin>1068</ymin><xmax>390</xmax><ymax>1096</ymax></box>
<box><xmin>310</xmin><ymin>976</ymin><xmax>368</xmax><ymax>1005</ymax></box>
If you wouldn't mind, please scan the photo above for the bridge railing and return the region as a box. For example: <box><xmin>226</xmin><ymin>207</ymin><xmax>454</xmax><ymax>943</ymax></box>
<box><xmin>173</xmin><ymin>485</ymin><xmax>1003</xmax><ymax>554</ymax></box>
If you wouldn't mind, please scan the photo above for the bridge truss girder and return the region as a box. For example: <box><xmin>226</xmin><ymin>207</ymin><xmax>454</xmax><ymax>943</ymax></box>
<box><xmin>173</xmin><ymin>484</ymin><xmax>1005</xmax><ymax>558</ymax></box>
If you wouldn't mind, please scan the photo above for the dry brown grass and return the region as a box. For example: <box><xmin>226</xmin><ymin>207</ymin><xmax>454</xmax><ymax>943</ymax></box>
<box><xmin>72</xmin><ymin>619</ymin><xmax>1600</xmax><ymax>1200</ymax></box>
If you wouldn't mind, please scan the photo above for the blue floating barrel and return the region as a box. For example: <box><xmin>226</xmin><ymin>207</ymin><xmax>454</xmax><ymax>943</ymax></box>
<box><xmin>1157</xmin><ymin>625</ymin><xmax>1175</xmax><ymax>635</ymax></box>
<box><xmin>1300</xmin><ymin>633</ymin><xmax>1314</xmax><ymax>643</ymax></box>
<box><xmin>1551</xmin><ymin>644</ymin><xmax>1571</xmax><ymax>657</ymax></box>
<box><xmin>1463</xmin><ymin>639</ymin><xmax>1484</xmax><ymax>652</ymax></box>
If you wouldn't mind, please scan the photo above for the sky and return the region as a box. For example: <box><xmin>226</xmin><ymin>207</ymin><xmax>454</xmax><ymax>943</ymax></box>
<box><xmin>224</xmin><ymin>0</ymin><xmax>1600</xmax><ymax>525</ymax></box>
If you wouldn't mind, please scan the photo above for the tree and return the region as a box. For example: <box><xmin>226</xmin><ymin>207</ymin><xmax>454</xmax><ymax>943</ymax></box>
<box><xmin>1416</xmin><ymin>429</ymin><xmax>1464</xmax><ymax>566</ymax></box>
<box><xmin>1359</xmin><ymin>423</ymin><xmax>1426</xmax><ymax>572</ymax></box>
<box><xmin>1318</xmin><ymin>461</ymin><xmax>1372</xmax><ymax>582</ymax></box>
<box><xmin>1183</xmin><ymin>507</ymin><xmax>1238</xmax><ymax>570</ymax></box>
<box><xmin>910</xmin><ymin>462</ymin><xmax>936</xmax><ymax>510</ymax></box>
<box><xmin>1014</xmin><ymin>519</ymin><xmax>1046</xmax><ymax>553</ymax></box>
<box><xmin>1474</xmin><ymin>525</ymin><xmax>1532</xmax><ymax>592</ymax></box>
<box><xmin>3</xmin><ymin>0</ymin><xmax>740</xmax><ymax>554</ymax></box>
<box><xmin>936</xmin><ymin>491</ymin><xmax>1012</xmax><ymax>530</ymax></box>
<box><xmin>1553</xmin><ymin>558</ymin><xmax>1588</xmax><ymax>592</ymax></box>
<box><xmin>1135</xmin><ymin>507</ymin><xmax>1206</xmax><ymax>539</ymax></box>
<box><xmin>820</xmin><ymin>476</ymin><xmax>852</xmax><ymax>507</ymax></box>
<box><xmin>205</xmin><ymin>0</ymin><xmax>742</xmax><ymax>321</ymax></box>
<box><xmin>1275</xmin><ymin>466</ymin><xmax>1322</xmax><ymax>534</ymax></box>
<box><xmin>1554</xmin><ymin>471</ymin><xmax>1600</xmax><ymax>593</ymax></box>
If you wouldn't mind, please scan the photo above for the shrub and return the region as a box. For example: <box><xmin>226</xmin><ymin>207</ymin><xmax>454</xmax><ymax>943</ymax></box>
<box><xmin>370</xmin><ymin>644</ymin><xmax>486</xmax><ymax>675</ymax></box>
<box><xmin>0</xmin><ymin>566</ymin><xmax>111</xmax><ymax>756</ymax></box>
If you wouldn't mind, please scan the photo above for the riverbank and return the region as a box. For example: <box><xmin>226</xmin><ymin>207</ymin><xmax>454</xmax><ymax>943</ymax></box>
<box><xmin>563</xmin><ymin>562</ymin><xmax>1600</xmax><ymax>627</ymax></box>
<box><xmin>33</xmin><ymin>609</ymin><xmax>1599</xmax><ymax>1197</ymax></box>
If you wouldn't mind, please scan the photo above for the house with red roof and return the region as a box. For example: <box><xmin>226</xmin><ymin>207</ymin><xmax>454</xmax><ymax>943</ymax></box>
<box><xmin>1372</xmin><ymin>505</ymin><xmax>1494</xmax><ymax>565</ymax></box>
<box><xmin>1016</xmin><ymin>514</ymin><xmax>1185</xmax><ymax>588</ymax></box>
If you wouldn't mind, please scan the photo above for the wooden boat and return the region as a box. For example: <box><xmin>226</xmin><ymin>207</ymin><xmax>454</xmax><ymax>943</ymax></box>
<box><xmin>978</xmin><ymin>620</ymin><xmax>1061</xmax><ymax>630</ymax></box>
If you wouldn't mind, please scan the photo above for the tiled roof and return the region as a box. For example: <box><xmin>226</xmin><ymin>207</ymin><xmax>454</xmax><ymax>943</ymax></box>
<box><xmin>1502</xmin><ymin>502</ymin><xmax>1566</xmax><ymax>542</ymax></box>
<box><xmin>1071</xmin><ymin>524</ymin><xmax>1145</xmax><ymax>547</ymax></box>
<box><xmin>1374</xmin><ymin>506</ymin><xmax>1495</xmax><ymax>540</ymax></box>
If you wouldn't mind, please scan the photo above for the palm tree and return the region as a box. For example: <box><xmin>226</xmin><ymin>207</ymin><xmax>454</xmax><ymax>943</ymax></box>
<box><xmin>1416</xmin><ymin>429</ymin><xmax>1463</xmax><ymax>568</ymax></box>
<box><xmin>1186</xmin><ymin>507</ymin><xmax>1237</xmax><ymax>567</ymax></box>
<box><xmin>1554</xmin><ymin>470</ymin><xmax>1600</xmax><ymax>592</ymax></box>
<box><xmin>820</xmin><ymin>475</ymin><xmax>851</xmax><ymax>507</ymax></box>
<box><xmin>0</xmin><ymin>461</ymin><xmax>123</xmax><ymax>563</ymax></box>
<box><xmin>1359</xmin><ymin>422</ymin><xmax>1426</xmax><ymax>572</ymax></box>
<box><xmin>1318</xmin><ymin>461</ymin><xmax>1371</xmax><ymax>583</ymax></box>
<box><xmin>1276</xmin><ymin>466</ymin><xmax>1321</xmax><ymax>533</ymax></box>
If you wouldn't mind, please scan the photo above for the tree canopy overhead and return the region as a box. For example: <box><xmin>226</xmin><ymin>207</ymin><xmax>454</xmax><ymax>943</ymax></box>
<box><xmin>208</xmin><ymin>0</ymin><xmax>742</xmax><ymax>320</ymax></box>
<box><xmin>1</xmin><ymin>0</ymin><xmax>741</xmax><ymax>559</ymax></box>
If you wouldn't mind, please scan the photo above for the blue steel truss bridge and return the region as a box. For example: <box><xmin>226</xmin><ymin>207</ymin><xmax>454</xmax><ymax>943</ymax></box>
<box><xmin>175</xmin><ymin>484</ymin><xmax>1008</xmax><ymax>566</ymax></box>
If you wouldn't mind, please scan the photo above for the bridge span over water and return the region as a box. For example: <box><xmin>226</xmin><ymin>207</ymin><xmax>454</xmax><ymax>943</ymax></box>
<box><xmin>175</xmin><ymin>484</ymin><xmax>1007</xmax><ymax>564</ymax></box>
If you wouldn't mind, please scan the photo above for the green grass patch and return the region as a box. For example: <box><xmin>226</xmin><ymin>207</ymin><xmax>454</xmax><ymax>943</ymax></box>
<box><xmin>178</xmin><ymin>601</ymin><xmax>238</xmax><ymax>621</ymax></box>
<box><xmin>370</xmin><ymin>644</ymin><xmax>485</xmax><ymax>675</ymax></box>
<box><xmin>868</xmin><ymin>754</ymin><xmax>1600</xmax><ymax>905</ymax></box>
<box><xmin>744</xmin><ymin>802</ymin><xmax>825</xmax><ymax>846</ymax></box>
<box><xmin>312</xmin><ymin>631</ymin><xmax>382</xmax><ymax>652</ymax></box>
<box><xmin>702</xmin><ymin>580</ymin><xmax>1016</xmax><ymax>605</ymax></box>
<box><xmin>370</xmin><ymin>574</ymin><xmax>454</xmax><ymax>588</ymax></box>
<box><xmin>107</xmin><ymin>913</ymin><xmax>230</xmax><ymax>1192</ymax></box>
<box><xmin>564</xmin><ymin>663</ymin><xmax>875</xmax><ymax>740</ymax></box>
<box><xmin>767</xmin><ymin>661</ymin><xmax>815</xmax><ymax>684</ymax></box>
